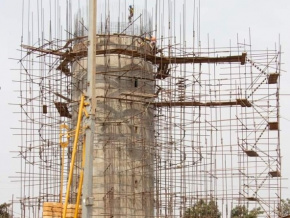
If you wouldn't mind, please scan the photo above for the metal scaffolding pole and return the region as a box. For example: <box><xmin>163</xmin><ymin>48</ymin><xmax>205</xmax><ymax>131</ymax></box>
<box><xmin>82</xmin><ymin>0</ymin><xmax>96</xmax><ymax>217</ymax></box>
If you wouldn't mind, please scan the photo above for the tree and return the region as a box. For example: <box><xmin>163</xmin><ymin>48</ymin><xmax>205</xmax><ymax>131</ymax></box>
<box><xmin>0</xmin><ymin>203</ymin><xmax>11</xmax><ymax>218</ymax></box>
<box><xmin>231</xmin><ymin>205</ymin><xmax>263</xmax><ymax>218</ymax></box>
<box><xmin>280</xmin><ymin>198</ymin><xmax>290</xmax><ymax>217</ymax></box>
<box><xmin>183</xmin><ymin>199</ymin><xmax>221</xmax><ymax>218</ymax></box>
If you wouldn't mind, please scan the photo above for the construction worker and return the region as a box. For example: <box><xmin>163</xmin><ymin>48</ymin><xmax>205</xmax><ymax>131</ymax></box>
<box><xmin>150</xmin><ymin>36</ymin><xmax>158</xmax><ymax>54</ymax></box>
<box><xmin>128</xmin><ymin>5</ymin><xmax>134</xmax><ymax>23</ymax></box>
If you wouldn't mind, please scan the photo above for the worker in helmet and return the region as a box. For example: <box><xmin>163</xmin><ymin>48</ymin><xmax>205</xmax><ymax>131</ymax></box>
<box><xmin>128</xmin><ymin>5</ymin><xmax>134</xmax><ymax>23</ymax></box>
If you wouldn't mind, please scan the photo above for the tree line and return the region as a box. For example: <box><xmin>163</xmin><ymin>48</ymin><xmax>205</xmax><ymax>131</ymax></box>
<box><xmin>183</xmin><ymin>198</ymin><xmax>290</xmax><ymax>218</ymax></box>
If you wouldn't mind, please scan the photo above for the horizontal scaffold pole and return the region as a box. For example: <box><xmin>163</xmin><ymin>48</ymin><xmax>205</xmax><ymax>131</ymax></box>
<box><xmin>154</xmin><ymin>99</ymin><xmax>251</xmax><ymax>107</ymax></box>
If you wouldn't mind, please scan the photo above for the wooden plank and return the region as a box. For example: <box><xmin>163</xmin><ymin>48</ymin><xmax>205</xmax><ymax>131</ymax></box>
<box><xmin>246</xmin><ymin>197</ymin><xmax>258</xmax><ymax>201</ymax></box>
<box><xmin>244</xmin><ymin>150</ymin><xmax>259</xmax><ymax>157</ymax></box>
<box><xmin>54</xmin><ymin>102</ymin><xmax>72</xmax><ymax>118</ymax></box>
<box><xmin>154</xmin><ymin>99</ymin><xmax>252</xmax><ymax>107</ymax></box>
<box><xmin>236</xmin><ymin>99</ymin><xmax>251</xmax><ymax>107</ymax></box>
<box><xmin>154</xmin><ymin>101</ymin><xmax>236</xmax><ymax>107</ymax></box>
<box><xmin>56</xmin><ymin>58</ymin><xmax>73</xmax><ymax>75</ymax></box>
<box><xmin>70</xmin><ymin>48</ymin><xmax>247</xmax><ymax>65</ymax></box>
<box><xmin>268</xmin><ymin>73</ymin><xmax>279</xmax><ymax>84</ymax></box>
<box><xmin>43</xmin><ymin>202</ymin><xmax>63</xmax><ymax>208</ymax></box>
<box><xmin>268</xmin><ymin>122</ymin><xmax>279</xmax><ymax>130</ymax></box>
<box><xmin>43</xmin><ymin>211</ymin><xmax>53</xmax><ymax>216</ymax></box>
<box><xmin>269</xmin><ymin>171</ymin><xmax>281</xmax><ymax>177</ymax></box>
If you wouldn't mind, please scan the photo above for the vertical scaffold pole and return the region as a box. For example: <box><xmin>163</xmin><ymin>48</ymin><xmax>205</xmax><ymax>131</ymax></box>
<box><xmin>82</xmin><ymin>0</ymin><xmax>96</xmax><ymax>217</ymax></box>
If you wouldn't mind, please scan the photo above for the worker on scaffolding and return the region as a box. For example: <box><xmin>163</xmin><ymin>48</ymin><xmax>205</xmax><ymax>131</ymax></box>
<box><xmin>150</xmin><ymin>36</ymin><xmax>158</xmax><ymax>54</ymax></box>
<box><xmin>128</xmin><ymin>5</ymin><xmax>134</xmax><ymax>23</ymax></box>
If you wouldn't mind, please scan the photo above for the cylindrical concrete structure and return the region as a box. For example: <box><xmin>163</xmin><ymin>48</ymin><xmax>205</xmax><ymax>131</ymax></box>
<box><xmin>72</xmin><ymin>35</ymin><xmax>155</xmax><ymax>217</ymax></box>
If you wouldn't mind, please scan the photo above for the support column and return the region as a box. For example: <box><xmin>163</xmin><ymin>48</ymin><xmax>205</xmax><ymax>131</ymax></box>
<box><xmin>82</xmin><ymin>0</ymin><xmax>97</xmax><ymax>217</ymax></box>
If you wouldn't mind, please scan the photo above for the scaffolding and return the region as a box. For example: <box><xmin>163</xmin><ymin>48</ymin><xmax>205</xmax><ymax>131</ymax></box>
<box><xmin>14</xmin><ymin>0</ymin><xmax>282</xmax><ymax>217</ymax></box>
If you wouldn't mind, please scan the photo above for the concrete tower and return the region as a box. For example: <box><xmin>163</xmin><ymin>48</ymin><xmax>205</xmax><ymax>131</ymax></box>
<box><xmin>72</xmin><ymin>33</ymin><xmax>156</xmax><ymax>217</ymax></box>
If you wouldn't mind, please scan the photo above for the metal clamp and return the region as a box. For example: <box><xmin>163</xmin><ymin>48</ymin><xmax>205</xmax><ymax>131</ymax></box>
<box><xmin>84</xmin><ymin>197</ymin><xmax>94</xmax><ymax>206</ymax></box>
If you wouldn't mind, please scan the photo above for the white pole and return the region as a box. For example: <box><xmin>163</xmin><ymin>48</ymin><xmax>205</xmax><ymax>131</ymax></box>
<box><xmin>82</xmin><ymin>0</ymin><xmax>96</xmax><ymax>217</ymax></box>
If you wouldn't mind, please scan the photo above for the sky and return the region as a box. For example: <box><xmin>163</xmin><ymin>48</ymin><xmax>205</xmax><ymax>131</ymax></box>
<box><xmin>0</xmin><ymin>0</ymin><xmax>290</xmax><ymax>212</ymax></box>
<box><xmin>0</xmin><ymin>1</ymin><xmax>24</xmax><ymax>205</ymax></box>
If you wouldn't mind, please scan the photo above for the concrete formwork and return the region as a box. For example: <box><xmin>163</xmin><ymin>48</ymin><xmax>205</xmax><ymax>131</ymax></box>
<box><xmin>72</xmin><ymin>35</ymin><xmax>155</xmax><ymax>217</ymax></box>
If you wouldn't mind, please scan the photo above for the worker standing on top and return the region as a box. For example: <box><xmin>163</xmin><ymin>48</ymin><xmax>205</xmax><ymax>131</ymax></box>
<box><xmin>128</xmin><ymin>5</ymin><xmax>134</xmax><ymax>23</ymax></box>
<box><xmin>150</xmin><ymin>36</ymin><xmax>158</xmax><ymax>54</ymax></box>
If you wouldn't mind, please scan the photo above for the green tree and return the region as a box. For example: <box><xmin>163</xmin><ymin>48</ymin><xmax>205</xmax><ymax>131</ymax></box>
<box><xmin>183</xmin><ymin>199</ymin><xmax>221</xmax><ymax>218</ymax></box>
<box><xmin>280</xmin><ymin>198</ymin><xmax>290</xmax><ymax>217</ymax></box>
<box><xmin>0</xmin><ymin>203</ymin><xmax>11</xmax><ymax>218</ymax></box>
<box><xmin>231</xmin><ymin>205</ymin><xmax>263</xmax><ymax>218</ymax></box>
